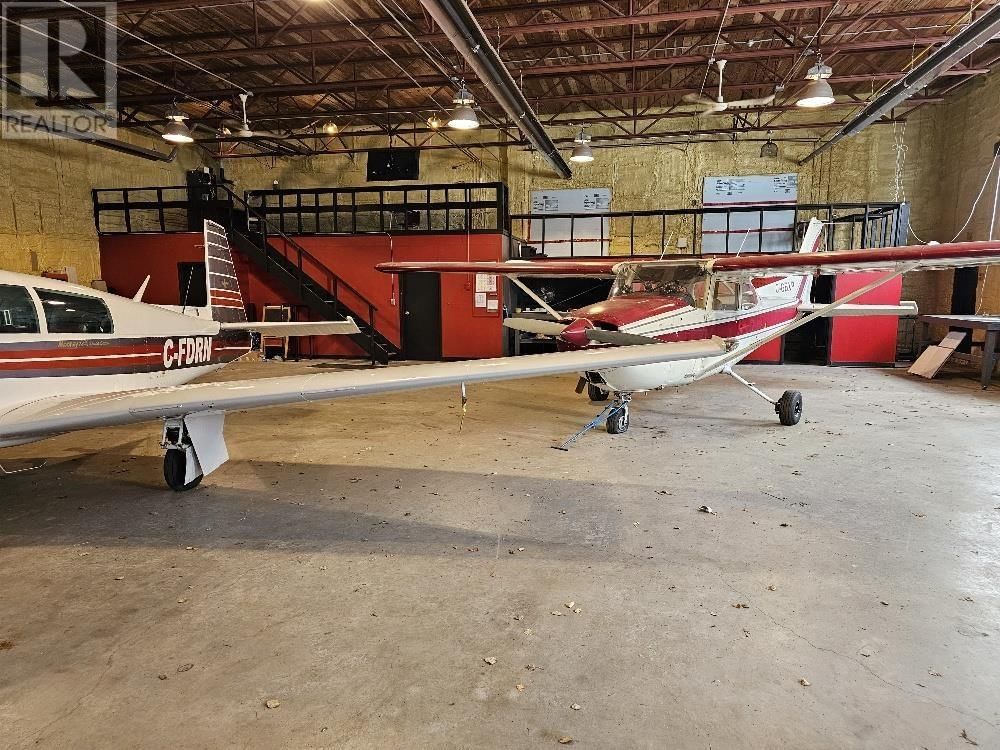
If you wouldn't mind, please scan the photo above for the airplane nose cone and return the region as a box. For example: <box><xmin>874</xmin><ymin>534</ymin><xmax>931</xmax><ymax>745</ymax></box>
<box><xmin>559</xmin><ymin>317</ymin><xmax>596</xmax><ymax>348</ymax></box>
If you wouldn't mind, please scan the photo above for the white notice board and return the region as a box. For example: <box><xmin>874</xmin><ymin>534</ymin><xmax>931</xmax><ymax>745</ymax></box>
<box><xmin>702</xmin><ymin>174</ymin><xmax>798</xmax><ymax>254</ymax></box>
<box><xmin>529</xmin><ymin>188</ymin><xmax>611</xmax><ymax>256</ymax></box>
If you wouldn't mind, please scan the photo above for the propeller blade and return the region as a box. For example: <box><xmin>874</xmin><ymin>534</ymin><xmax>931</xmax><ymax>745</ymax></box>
<box><xmin>585</xmin><ymin>329</ymin><xmax>660</xmax><ymax>346</ymax></box>
<box><xmin>503</xmin><ymin>318</ymin><xmax>570</xmax><ymax>336</ymax></box>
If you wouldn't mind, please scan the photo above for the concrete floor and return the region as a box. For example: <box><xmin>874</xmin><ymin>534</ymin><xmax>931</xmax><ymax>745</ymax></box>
<box><xmin>1</xmin><ymin>361</ymin><xmax>999</xmax><ymax>749</ymax></box>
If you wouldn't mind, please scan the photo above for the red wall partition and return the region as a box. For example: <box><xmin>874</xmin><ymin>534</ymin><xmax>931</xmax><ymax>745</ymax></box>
<box><xmin>98</xmin><ymin>232</ymin><xmax>507</xmax><ymax>359</ymax></box>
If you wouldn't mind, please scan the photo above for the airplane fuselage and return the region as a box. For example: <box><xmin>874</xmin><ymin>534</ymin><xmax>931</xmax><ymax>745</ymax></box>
<box><xmin>564</xmin><ymin>274</ymin><xmax>807</xmax><ymax>392</ymax></box>
<box><xmin>0</xmin><ymin>270</ymin><xmax>250</xmax><ymax>447</ymax></box>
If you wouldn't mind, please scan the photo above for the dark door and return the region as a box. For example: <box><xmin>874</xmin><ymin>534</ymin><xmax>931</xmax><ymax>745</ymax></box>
<box><xmin>401</xmin><ymin>273</ymin><xmax>442</xmax><ymax>360</ymax></box>
<box><xmin>178</xmin><ymin>262</ymin><xmax>207</xmax><ymax>307</ymax></box>
<box><xmin>951</xmin><ymin>268</ymin><xmax>978</xmax><ymax>352</ymax></box>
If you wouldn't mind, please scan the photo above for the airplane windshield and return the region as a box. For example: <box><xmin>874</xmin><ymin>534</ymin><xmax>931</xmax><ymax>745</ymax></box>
<box><xmin>612</xmin><ymin>265</ymin><xmax>708</xmax><ymax>308</ymax></box>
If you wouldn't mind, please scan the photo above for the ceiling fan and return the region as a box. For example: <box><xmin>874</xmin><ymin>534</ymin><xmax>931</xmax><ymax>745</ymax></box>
<box><xmin>682</xmin><ymin>59</ymin><xmax>776</xmax><ymax>114</ymax></box>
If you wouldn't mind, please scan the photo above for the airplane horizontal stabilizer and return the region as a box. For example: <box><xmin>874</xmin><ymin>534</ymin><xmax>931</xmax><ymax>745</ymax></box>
<box><xmin>220</xmin><ymin>319</ymin><xmax>361</xmax><ymax>336</ymax></box>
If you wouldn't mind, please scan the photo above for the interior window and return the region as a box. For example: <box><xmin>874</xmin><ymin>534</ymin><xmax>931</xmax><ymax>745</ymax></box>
<box><xmin>712</xmin><ymin>281</ymin><xmax>740</xmax><ymax>311</ymax></box>
<box><xmin>0</xmin><ymin>285</ymin><xmax>40</xmax><ymax>334</ymax></box>
<box><xmin>740</xmin><ymin>284</ymin><xmax>759</xmax><ymax>310</ymax></box>
<box><xmin>35</xmin><ymin>289</ymin><xmax>114</xmax><ymax>334</ymax></box>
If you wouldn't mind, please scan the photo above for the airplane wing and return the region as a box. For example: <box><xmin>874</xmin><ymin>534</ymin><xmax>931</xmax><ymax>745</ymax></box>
<box><xmin>709</xmin><ymin>240</ymin><xmax>1000</xmax><ymax>279</ymax></box>
<box><xmin>219</xmin><ymin>319</ymin><xmax>361</xmax><ymax>337</ymax></box>
<box><xmin>0</xmin><ymin>339</ymin><xmax>726</xmax><ymax>442</ymax></box>
<box><xmin>376</xmin><ymin>259</ymin><xmax>620</xmax><ymax>277</ymax></box>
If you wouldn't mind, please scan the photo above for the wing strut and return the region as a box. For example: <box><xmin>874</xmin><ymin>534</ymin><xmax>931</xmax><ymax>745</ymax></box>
<box><xmin>508</xmin><ymin>275</ymin><xmax>566</xmax><ymax>322</ymax></box>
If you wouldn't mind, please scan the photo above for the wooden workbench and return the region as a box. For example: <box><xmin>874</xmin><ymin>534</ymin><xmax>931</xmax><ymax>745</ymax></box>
<box><xmin>918</xmin><ymin>314</ymin><xmax>1000</xmax><ymax>389</ymax></box>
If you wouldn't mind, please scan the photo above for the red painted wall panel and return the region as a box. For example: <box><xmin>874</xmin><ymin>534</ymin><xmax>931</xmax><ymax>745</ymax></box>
<box><xmin>829</xmin><ymin>271</ymin><xmax>903</xmax><ymax>365</ymax></box>
<box><xmin>98</xmin><ymin>232</ymin><xmax>507</xmax><ymax>359</ymax></box>
<box><xmin>743</xmin><ymin>337</ymin><xmax>783</xmax><ymax>364</ymax></box>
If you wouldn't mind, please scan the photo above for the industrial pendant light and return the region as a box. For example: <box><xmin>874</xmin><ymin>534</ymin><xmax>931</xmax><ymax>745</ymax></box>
<box><xmin>569</xmin><ymin>128</ymin><xmax>594</xmax><ymax>163</ymax></box>
<box><xmin>796</xmin><ymin>56</ymin><xmax>835</xmax><ymax>108</ymax></box>
<box><xmin>760</xmin><ymin>131</ymin><xmax>778</xmax><ymax>158</ymax></box>
<box><xmin>161</xmin><ymin>105</ymin><xmax>193</xmax><ymax>144</ymax></box>
<box><xmin>448</xmin><ymin>86</ymin><xmax>479</xmax><ymax>130</ymax></box>
<box><xmin>323</xmin><ymin>121</ymin><xmax>339</xmax><ymax>136</ymax></box>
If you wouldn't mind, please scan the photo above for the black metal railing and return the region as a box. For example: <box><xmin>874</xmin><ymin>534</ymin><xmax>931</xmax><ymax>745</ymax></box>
<box><xmin>244</xmin><ymin>181</ymin><xmax>509</xmax><ymax>235</ymax></box>
<box><xmin>510</xmin><ymin>202</ymin><xmax>909</xmax><ymax>257</ymax></box>
<box><xmin>92</xmin><ymin>184</ymin><xmax>396</xmax><ymax>364</ymax></box>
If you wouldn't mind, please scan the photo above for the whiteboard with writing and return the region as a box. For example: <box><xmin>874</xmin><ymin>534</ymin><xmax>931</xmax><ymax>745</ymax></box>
<box><xmin>702</xmin><ymin>174</ymin><xmax>798</xmax><ymax>253</ymax></box>
<box><xmin>528</xmin><ymin>188</ymin><xmax>611</xmax><ymax>256</ymax></box>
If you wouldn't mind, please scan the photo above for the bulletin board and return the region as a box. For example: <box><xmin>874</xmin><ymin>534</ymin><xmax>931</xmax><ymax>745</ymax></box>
<box><xmin>528</xmin><ymin>188</ymin><xmax>612</xmax><ymax>256</ymax></box>
<box><xmin>702</xmin><ymin>174</ymin><xmax>798</xmax><ymax>254</ymax></box>
<box><xmin>472</xmin><ymin>272</ymin><xmax>500</xmax><ymax>317</ymax></box>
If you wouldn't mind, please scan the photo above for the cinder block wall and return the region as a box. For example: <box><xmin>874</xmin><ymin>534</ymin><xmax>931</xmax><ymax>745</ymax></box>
<box><xmin>0</xmin><ymin>129</ymin><xmax>207</xmax><ymax>285</ymax></box>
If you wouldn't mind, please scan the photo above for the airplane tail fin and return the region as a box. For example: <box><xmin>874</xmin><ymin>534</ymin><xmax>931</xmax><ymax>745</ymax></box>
<box><xmin>794</xmin><ymin>217</ymin><xmax>826</xmax><ymax>304</ymax></box>
<box><xmin>203</xmin><ymin>220</ymin><xmax>248</xmax><ymax>323</ymax></box>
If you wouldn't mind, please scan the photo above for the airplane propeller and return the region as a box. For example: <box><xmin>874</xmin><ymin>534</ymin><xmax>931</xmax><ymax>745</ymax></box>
<box><xmin>585</xmin><ymin>329</ymin><xmax>660</xmax><ymax>346</ymax></box>
<box><xmin>502</xmin><ymin>318</ymin><xmax>570</xmax><ymax>337</ymax></box>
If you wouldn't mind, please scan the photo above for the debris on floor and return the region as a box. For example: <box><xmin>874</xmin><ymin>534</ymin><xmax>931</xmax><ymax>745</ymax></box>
<box><xmin>698</xmin><ymin>505</ymin><xmax>716</xmax><ymax>515</ymax></box>
<box><xmin>265</xmin><ymin>699</ymin><xmax>281</xmax><ymax>709</ymax></box>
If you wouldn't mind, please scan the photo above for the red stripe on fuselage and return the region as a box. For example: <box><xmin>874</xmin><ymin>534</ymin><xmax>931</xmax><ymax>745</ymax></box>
<box><xmin>651</xmin><ymin>305</ymin><xmax>798</xmax><ymax>343</ymax></box>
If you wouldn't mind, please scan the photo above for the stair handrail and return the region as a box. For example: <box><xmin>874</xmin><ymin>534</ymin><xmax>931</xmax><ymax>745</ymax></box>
<box><xmin>214</xmin><ymin>186</ymin><xmax>384</xmax><ymax>363</ymax></box>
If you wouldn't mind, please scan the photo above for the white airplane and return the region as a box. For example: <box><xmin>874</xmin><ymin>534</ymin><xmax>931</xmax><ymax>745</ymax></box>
<box><xmin>378</xmin><ymin>219</ymin><xmax>1000</xmax><ymax>441</ymax></box>
<box><xmin>0</xmin><ymin>222</ymin><xmax>728</xmax><ymax>490</ymax></box>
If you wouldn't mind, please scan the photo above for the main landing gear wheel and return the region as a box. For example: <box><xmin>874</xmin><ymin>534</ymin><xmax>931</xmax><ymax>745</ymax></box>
<box><xmin>587</xmin><ymin>383</ymin><xmax>609</xmax><ymax>402</ymax></box>
<box><xmin>776</xmin><ymin>390</ymin><xmax>803</xmax><ymax>426</ymax></box>
<box><xmin>606</xmin><ymin>402</ymin><xmax>630</xmax><ymax>434</ymax></box>
<box><xmin>163</xmin><ymin>449</ymin><xmax>203</xmax><ymax>492</ymax></box>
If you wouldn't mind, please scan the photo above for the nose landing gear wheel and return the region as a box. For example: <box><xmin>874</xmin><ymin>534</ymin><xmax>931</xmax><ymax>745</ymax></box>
<box><xmin>587</xmin><ymin>383</ymin><xmax>609</xmax><ymax>402</ymax></box>
<box><xmin>776</xmin><ymin>390</ymin><xmax>803</xmax><ymax>426</ymax></box>
<box><xmin>606</xmin><ymin>403</ymin><xmax>630</xmax><ymax>434</ymax></box>
<box><xmin>163</xmin><ymin>449</ymin><xmax>203</xmax><ymax>492</ymax></box>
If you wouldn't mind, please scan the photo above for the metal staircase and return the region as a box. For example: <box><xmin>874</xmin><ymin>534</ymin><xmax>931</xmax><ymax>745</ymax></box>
<box><xmin>218</xmin><ymin>187</ymin><xmax>399</xmax><ymax>365</ymax></box>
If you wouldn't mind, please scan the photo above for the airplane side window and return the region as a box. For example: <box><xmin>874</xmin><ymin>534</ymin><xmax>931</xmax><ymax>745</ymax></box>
<box><xmin>712</xmin><ymin>281</ymin><xmax>739</xmax><ymax>311</ymax></box>
<box><xmin>0</xmin><ymin>285</ymin><xmax>40</xmax><ymax>334</ymax></box>
<box><xmin>740</xmin><ymin>284</ymin><xmax>759</xmax><ymax>310</ymax></box>
<box><xmin>35</xmin><ymin>289</ymin><xmax>114</xmax><ymax>334</ymax></box>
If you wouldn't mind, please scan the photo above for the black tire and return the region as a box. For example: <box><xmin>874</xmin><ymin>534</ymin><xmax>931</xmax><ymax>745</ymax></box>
<box><xmin>776</xmin><ymin>390</ymin><xmax>803</xmax><ymax>426</ymax></box>
<box><xmin>588</xmin><ymin>383</ymin><xmax>610</xmax><ymax>402</ymax></box>
<box><xmin>606</xmin><ymin>404</ymin><xmax>630</xmax><ymax>434</ymax></box>
<box><xmin>163</xmin><ymin>449</ymin><xmax>203</xmax><ymax>492</ymax></box>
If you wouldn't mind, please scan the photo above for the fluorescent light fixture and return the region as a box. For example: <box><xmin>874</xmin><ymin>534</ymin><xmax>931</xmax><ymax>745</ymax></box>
<box><xmin>569</xmin><ymin>129</ymin><xmax>594</xmax><ymax>163</ymax></box>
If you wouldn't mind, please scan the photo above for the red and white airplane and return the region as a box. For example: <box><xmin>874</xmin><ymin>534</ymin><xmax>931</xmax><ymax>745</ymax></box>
<box><xmin>378</xmin><ymin>219</ymin><xmax>1000</xmax><ymax>437</ymax></box>
<box><xmin>0</xmin><ymin>222</ymin><xmax>726</xmax><ymax>490</ymax></box>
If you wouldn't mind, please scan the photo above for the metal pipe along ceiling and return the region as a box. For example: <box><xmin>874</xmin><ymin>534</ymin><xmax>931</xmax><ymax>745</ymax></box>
<box><xmin>418</xmin><ymin>0</ymin><xmax>573</xmax><ymax>179</ymax></box>
<box><xmin>801</xmin><ymin>3</ymin><xmax>1000</xmax><ymax>164</ymax></box>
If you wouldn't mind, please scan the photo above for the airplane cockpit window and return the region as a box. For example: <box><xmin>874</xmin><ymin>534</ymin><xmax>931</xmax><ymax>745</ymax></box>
<box><xmin>712</xmin><ymin>280</ymin><xmax>740</xmax><ymax>311</ymax></box>
<box><xmin>612</xmin><ymin>265</ymin><xmax>708</xmax><ymax>308</ymax></box>
<box><xmin>35</xmin><ymin>289</ymin><xmax>114</xmax><ymax>334</ymax></box>
<box><xmin>740</xmin><ymin>283</ymin><xmax>759</xmax><ymax>310</ymax></box>
<box><xmin>0</xmin><ymin>285</ymin><xmax>40</xmax><ymax>334</ymax></box>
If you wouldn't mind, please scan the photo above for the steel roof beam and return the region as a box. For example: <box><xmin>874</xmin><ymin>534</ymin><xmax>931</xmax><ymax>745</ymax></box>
<box><xmin>801</xmin><ymin>3</ymin><xmax>1000</xmax><ymax>164</ymax></box>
